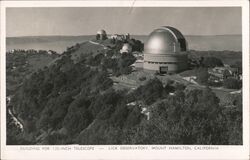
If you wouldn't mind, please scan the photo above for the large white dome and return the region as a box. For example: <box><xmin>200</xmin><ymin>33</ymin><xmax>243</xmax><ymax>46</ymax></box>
<box><xmin>143</xmin><ymin>26</ymin><xmax>188</xmax><ymax>74</ymax></box>
<box><xmin>144</xmin><ymin>26</ymin><xmax>187</xmax><ymax>54</ymax></box>
<box><xmin>120</xmin><ymin>43</ymin><xmax>132</xmax><ymax>53</ymax></box>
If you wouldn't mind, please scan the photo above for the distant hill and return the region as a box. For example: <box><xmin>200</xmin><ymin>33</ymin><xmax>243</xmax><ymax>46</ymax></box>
<box><xmin>6</xmin><ymin>35</ymin><xmax>95</xmax><ymax>43</ymax></box>
<box><xmin>6</xmin><ymin>36</ymin><xmax>95</xmax><ymax>53</ymax></box>
<box><xmin>6</xmin><ymin>34</ymin><xmax>242</xmax><ymax>53</ymax></box>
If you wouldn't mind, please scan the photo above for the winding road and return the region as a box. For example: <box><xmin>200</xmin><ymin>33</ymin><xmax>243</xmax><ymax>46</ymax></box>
<box><xmin>7</xmin><ymin>97</ymin><xmax>24</xmax><ymax>132</ymax></box>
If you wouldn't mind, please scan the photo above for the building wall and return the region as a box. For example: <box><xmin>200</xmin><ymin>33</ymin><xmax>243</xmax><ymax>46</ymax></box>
<box><xmin>143</xmin><ymin>53</ymin><xmax>188</xmax><ymax>73</ymax></box>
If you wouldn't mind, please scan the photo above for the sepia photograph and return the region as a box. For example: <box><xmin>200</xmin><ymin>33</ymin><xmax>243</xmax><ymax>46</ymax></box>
<box><xmin>5</xmin><ymin>6</ymin><xmax>244</xmax><ymax>145</ymax></box>
<box><xmin>1</xmin><ymin>0</ymin><xmax>249</xmax><ymax>160</ymax></box>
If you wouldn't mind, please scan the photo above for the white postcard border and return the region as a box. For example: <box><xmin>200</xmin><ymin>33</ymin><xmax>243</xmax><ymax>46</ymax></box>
<box><xmin>1</xmin><ymin>1</ymin><xmax>249</xmax><ymax>160</ymax></box>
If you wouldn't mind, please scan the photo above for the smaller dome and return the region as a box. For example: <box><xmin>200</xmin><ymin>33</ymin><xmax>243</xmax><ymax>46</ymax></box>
<box><xmin>97</xmin><ymin>29</ymin><xmax>107</xmax><ymax>35</ymax></box>
<box><xmin>120</xmin><ymin>43</ymin><xmax>132</xmax><ymax>53</ymax></box>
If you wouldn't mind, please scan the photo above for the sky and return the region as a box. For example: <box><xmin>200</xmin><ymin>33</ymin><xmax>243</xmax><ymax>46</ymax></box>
<box><xmin>6</xmin><ymin>7</ymin><xmax>241</xmax><ymax>37</ymax></box>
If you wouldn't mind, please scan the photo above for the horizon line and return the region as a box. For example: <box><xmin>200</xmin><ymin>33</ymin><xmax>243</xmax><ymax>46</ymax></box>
<box><xmin>6</xmin><ymin>34</ymin><xmax>242</xmax><ymax>38</ymax></box>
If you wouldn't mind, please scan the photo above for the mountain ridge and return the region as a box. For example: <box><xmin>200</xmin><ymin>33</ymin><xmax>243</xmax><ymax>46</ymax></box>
<box><xmin>6</xmin><ymin>34</ymin><xmax>242</xmax><ymax>53</ymax></box>
<box><xmin>7</xmin><ymin>34</ymin><xmax>242</xmax><ymax>38</ymax></box>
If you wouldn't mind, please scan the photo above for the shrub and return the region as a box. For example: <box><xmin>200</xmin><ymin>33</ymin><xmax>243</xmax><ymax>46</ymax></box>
<box><xmin>134</xmin><ymin>78</ymin><xmax>164</xmax><ymax>105</ymax></box>
<box><xmin>223</xmin><ymin>78</ymin><xmax>241</xmax><ymax>89</ymax></box>
<box><xmin>202</xmin><ymin>57</ymin><xmax>224</xmax><ymax>68</ymax></box>
<box><xmin>196</xmin><ymin>67</ymin><xmax>209</xmax><ymax>85</ymax></box>
<box><xmin>139</xmin><ymin>76</ymin><xmax>146</xmax><ymax>81</ymax></box>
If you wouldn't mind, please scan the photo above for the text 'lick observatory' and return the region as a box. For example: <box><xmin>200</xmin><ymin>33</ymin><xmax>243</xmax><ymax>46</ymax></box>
<box><xmin>143</xmin><ymin>26</ymin><xmax>188</xmax><ymax>74</ymax></box>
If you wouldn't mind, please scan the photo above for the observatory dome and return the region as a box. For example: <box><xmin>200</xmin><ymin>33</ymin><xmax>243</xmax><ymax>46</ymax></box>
<box><xmin>145</xmin><ymin>26</ymin><xmax>187</xmax><ymax>54</ymax></box>
<box><xmin>143</xmin><ymin>26</ymin><xmax>188</xmax><ymax>74</ymax></box>
<box><xmin>96</xmin><ymin>29</ymin><xmax>107</xmax><ymax>40</ymax></box>
<box><xmin>97</xmin><ymin>29</ymin><xmax>107</xmax><ymax>35</ymax></box>
<box><xmin>120</xmin><ymin>43</ymin><xmax>132</xmax><ymax>53</ymax></box>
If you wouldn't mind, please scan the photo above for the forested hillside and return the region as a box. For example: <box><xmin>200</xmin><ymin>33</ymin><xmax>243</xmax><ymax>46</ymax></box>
<box><xmin>6</xmin><ymin>50</ymin><xmax>59</xmax><ymax>95</ymax></box>
<box><xmin>7</xmin><ymin>39</ymin><xmax>242</xmax><ymax>145</ymax></box>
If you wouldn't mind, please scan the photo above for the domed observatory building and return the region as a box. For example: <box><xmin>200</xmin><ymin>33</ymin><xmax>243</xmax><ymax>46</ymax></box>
<box><xmin>120</xmin><ymin>43</ymin><xmax>132</xmax><ymax>54</ymax></box>
<box><xmin>143</xmin><ymin>26</ymin><xmax>188</xmax><ymax>74</ymax></box>
<box><xmin>96</xmin><ymin>29</ymin><xmax>107</xmax><ymax>40</ymax></box>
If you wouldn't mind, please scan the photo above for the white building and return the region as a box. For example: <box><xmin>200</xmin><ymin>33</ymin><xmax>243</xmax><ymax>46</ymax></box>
<box><xmin>120</xmin><ymin>43</ymin><xmax>132</xmax><ymax>54</ymax></box>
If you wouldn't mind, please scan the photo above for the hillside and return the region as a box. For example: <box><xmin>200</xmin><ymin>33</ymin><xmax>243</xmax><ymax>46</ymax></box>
<box><xmin>6</xmin><ymin>37</ymin><xmax>242</xmax><ymax>145</ymax></box>
<box><xmin>6</xmin><ymin>50</ymin><xmax>59</xmax><ymax>96</ymax></box>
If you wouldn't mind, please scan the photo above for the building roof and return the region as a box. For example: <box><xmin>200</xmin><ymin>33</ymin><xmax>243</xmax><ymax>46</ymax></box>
<box><xmin>97</xmin><ymin>29</ymin><xmax>107</xmax><ymax>35</ymax></box>
<box><xmin>120</xmin><ymin>43</ymin><xmax>132</xmax><ymax>53</ymax></box>
<box><xmin>122</xmin><ymin>43</ymin><xmax>132</xmax><ymax>50</ymax></box>
<box><xmin>144</xmin><ymin>26</ymin><xmax>187</xmax><ymax>54</ymax></box>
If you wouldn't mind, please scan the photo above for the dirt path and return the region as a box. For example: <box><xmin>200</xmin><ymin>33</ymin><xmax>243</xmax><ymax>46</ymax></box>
<box><xmin>8</xmin><ymin>107</ymin><xmax>24</xmax><ymax>132</ymax></box>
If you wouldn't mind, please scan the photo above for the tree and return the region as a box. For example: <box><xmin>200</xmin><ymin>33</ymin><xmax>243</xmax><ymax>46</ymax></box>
<box><xmin>102</xmin><ymin>57</ymin><xmax>118</xmax><ymax>70</ymax></box>
<box><xmin>202</xmin><ymin>57</ymin><xmax>223</xmax><ymax>68</ymax></box>
<box><xmin>230</xmin><ymin>61</ymin><xmax>242</xmax><ymax>74</ymax></box>
<box><xmin>91</xmin><ymin>71</ymin><xmax>113</xmax><ymax>91</ymax></box>
<box><xmin>196</xmin><ymin>67</ymin><xmax>209</xmax><ymax>85</ymax></box>
<box><xmin>146</xmin><ymin>87</ymin><xmax>227</xmax><ymax>144</ymax></box>
<box><xmin>114</xmin><ymin>53</ymin><xmax>136</xmax><ymax>75</ymax></box>
<box><xmin>109</xmin><ymin>104</ymin><xmax>130</xmax><ymax>128</ymax></box>
<box><xmin>124</xmin><ymin>106</ymin><xmax>143</xmax><ymax>128</ymax></box>
<box><xmin>223</xmin><ymin>78</ymin><xmax>241</xmax><ymax>89</ymax></box>
<box><xmin>118</xmin><ymin>53</ymin><xmax>136</xmax><ymax>68</ymax></box>
<box><xmin>127</xmin><ymin>39</ymin><xmax>144</xmax><ymax>52</ymax></box>
<box><xmin>134</xmin><ymin>78</ymin><xmax>164</xmax><ymax>105</ymax></box>
<box><xmin>63</xmin><ymin>96</ymin><xmax>93</xmax><ymax>136</ymax></box>
<box><xmin>222</xmin><ymin>94</ymin><xmax>242</xmax><ymax>144</ymax></box>
<box><xmin>86</xmin><ymin>54</ymin><xmax>105</xmax><ymax>66</ymax></box>
<box><xmin>223</xmin><ymin>69</ymin><xmax>231</xmax><ymax>79</ymax></box>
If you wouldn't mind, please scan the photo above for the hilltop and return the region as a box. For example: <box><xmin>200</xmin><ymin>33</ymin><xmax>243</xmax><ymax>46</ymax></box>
<box><xmin>7</xmin><ymin>37</ymin><xmax>242</xmax><ymax>145</ymax></box>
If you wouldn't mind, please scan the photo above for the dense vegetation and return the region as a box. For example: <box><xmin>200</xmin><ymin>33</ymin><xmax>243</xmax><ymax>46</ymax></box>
<box><xmin>186</xmin><ymin>50</ymin><xmax>242</xmax><ymax>89</ymax></box>
<box><xmin>223</xmin><ymin>78</ymin><xmax>242</xmax><ymax>89</ymax></box>
<box><xmin>10</xmin><ymin>67</ymin><xmax>242</xmax><ymax>144</ymax></box>
<box><xmin>187</xmin><ymin>50</ymin><xmax>242</xmax><ymax>66</ymax></box>
<box><xmin>6</xmin><ymin>50</ymin><xmax>58</xmax><ymax>95</ymax></box>
<box><xmin>7</xmin><ymin>42</ymin><xmax>242</xmax><ymax>145</ymax></box>
<box><xmin>6</xmin><ymin>50</ymin><xmax>59</xmax><ymax>144</ymax></box>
